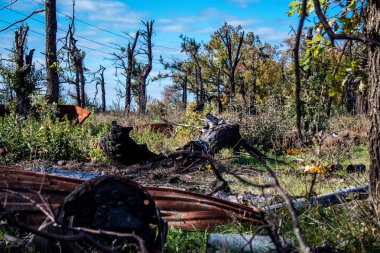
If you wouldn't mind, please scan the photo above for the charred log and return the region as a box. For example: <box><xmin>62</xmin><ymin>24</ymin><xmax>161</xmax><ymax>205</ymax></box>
<box><xmin>182</xmin><ymin>113</ymin><xmax>265</xmax><ymax>159</ymax></box>
<box><xmin>99</xmin><ymin>121</ymin><xmax>159</xmax><ymax>165</ymax></box>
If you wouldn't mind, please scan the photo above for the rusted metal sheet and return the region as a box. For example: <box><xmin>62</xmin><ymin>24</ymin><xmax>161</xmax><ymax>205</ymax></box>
<box><xmin>148</xmin><ymin>187</ymin><xmax>264</xmax><ymax>231</ymax></box>
<box><xmin>57</xmin><ymin>105</ymin><xmax>91</xmax><ymax>124</ymax></box>
<box><xmin>0</xmin><ymin>166</ymin><xmax>264</xmax><ymax>231</ymax></box>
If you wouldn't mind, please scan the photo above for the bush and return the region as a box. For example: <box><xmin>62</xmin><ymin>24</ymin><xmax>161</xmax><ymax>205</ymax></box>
<box><xmin>0</xmin><ymin>103</ymin><xmax>109</xmax><ymax>163</ymax></box>
<box><xmin>230</xmin><ymin>98</ymin><xmax>296</xmax><ymax>152</ymax></box>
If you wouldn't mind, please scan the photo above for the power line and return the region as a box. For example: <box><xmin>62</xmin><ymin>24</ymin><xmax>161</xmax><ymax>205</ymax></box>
<box><xmin>1</xmin><ymin>4</ymin><xmax>179</xmax><ymax>59</ymax></box>
<box><xmin>0</xmin><ymin>4</ymin><xmax>121</xmax><ymax>51</ymax></box>
<box><xmin>0</xmin><ymin>19</ymin><xmax>163</xmax><ymax>65</ymax></box>
<box><xmin>29</xmin><ymin>0</ymin><xmax>181</xmax><ymax>51</ymax></box>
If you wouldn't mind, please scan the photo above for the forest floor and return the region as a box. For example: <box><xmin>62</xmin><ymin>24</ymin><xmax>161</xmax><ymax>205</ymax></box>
<box><xmin>1</xmin><ymin>112</ymin><xmax>377</xmax><ymax>252</ymax></box>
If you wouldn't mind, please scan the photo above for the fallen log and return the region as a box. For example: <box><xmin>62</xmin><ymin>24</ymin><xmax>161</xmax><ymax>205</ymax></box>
<box><xmin>181</xmin><ymin>114</ymin><xmax>265</xmax><ymax>158</ymax></box>
<box><xmin>207</xmin><ymin>234</ymin><xmax>294</xmax><ymax>253</ymax></box>
<box><xmin>266</xmin><ymin>184</ymin><xmax>369</xmax><ymax>211</ymax></box>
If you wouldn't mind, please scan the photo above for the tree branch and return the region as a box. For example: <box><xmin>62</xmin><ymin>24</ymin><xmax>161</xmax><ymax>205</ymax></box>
<box><xmin>313</xmin><ymin>0</ymin><xmax>380</xmax><ymax>47</ymax></box>
<box><xmin>0</xmin><ymin>9</ymin><xmax>45</xmax><ymax>32</ymax></box>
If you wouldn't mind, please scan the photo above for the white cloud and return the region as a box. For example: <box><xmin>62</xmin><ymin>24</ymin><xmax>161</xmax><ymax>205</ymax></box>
<box><xmin>59</xmin><ymin>0</ymin><xmax>145</xmax><ymax>24</ymax></box>
<box><xmin>228</xmin><ymin>18</ymin><xmax>261</xmax><ymax>27</ymax></box>
<box><xmin>157</xmin><ymin>24</ymin><xmax>186</xmax><ymax>33</ymax></box>
<box><xmin>227</xmin><ymin>0</ymin><xmax>260</xmax><ymax>8</ymax></box>
<box><xmin>253</xmin><ymin>26</ymin><xmax>289</xmax><ymax>41</ymax></box>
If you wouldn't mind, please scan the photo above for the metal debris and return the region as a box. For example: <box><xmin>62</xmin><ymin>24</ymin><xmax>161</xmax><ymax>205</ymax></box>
<box><xmin>0</xmin><ymin>166</ymin><xmax>264</xmax><ymax>231</ymax></box>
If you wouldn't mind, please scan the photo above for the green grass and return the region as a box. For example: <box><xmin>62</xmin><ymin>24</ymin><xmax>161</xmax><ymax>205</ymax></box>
<box><xmin>165</xmin><ymin>228</ymin><xmax>207</xmax><ymax>253</ymax></box>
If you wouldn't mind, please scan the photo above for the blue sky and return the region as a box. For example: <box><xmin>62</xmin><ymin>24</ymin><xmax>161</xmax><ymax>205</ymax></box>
<box><xmin>0</xmin><ymin>0</ymin><xmax>298</xmax><ymax>108</ymax></box>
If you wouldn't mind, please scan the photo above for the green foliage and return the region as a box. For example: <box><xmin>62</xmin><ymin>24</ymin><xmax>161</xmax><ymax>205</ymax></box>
<box><xmin>282</xmin><ymin>203</ymin><xmax>380</xmax><ymax>252</ymax></box>
<box><xmin>165</xmin><ymin>229</ymin><xmax>207</xmax><ymax>253</ymax></box>
<box><xmin>0</xmin><ymin>103</ymin><xmax>109</xmax><ymax>162</ymax></box>
<box><xmin>175</xmin><ymin>101</ymin><xmax>212</xmax><ymax>144</ymax></box>
<box><xmin>130</xmin><ymin>127</ymin><xmax>179</xmax><ymax>154</ymax></box>
<box><xmin>239</xmin><ymin>98</ymin><xmax>295</xmax><ymax>151</ymax></box>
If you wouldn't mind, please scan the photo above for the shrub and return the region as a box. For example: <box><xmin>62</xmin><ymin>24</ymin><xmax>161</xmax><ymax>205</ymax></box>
<box><xmin>0</xmin><ymin>103</ymin><xmax>109</xmax><ymax>163</ymax></box>
<box><xmin>231</xmin><ymin>98</ymin><xmax>296</xmax><ymax>152</ymax></box>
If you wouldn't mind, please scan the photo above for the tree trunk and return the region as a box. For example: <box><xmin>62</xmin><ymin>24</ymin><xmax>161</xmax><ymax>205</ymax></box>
<box><xmin>325</xmin><ymin>96</ymin><xmax>332</xmax><ymax>117</ymax></box>
<box><xmin>79</xmin><ymin>65</ymin><xmax>85</xmax><ymax>108</ymax></box>
<box><xmin>14</xmin><ymin>26</ymin><xmax>35</xmax><ymax>115</ymax></box>
<box><xmin>100</xmin><ymin>66</ymin><xmax>106</xmax><ymax>112</ymax></box>
<box><xmin>216</xmin><ymin>71</ymin><xmax>222</xmax><ymax>114</ymax></box>
<box><xmin>137</xmin><ymin>21</ymin><xmax>153</xmax><ymax>115</ymax></box>
<box><xmin>75</xmin><ymin>71</ymin><xmax>81</xmax><ymax>105</ymax></box>
<box><xmin>198</xmin><ymin>66</ymin><xmax>204</xmax><ymax>104</ymax></box>
<box><xmin>138</xmin><ymin>79</ymin><xmax>147</xmax><ymax>114</ymax></box>
<box><xmin>239</xmin><ymin>77</ymin><xmax>246</xmax><ymax>109</ymax></box>
<box><xmin>249</xmin><ymin>75</ymin><xmax>256</xmax><ymax>115</ymax></box>
<box><xmin>229</xmin><ymin>70</ymin><xmax>235</xmax><ymax>108</ymax></box>
<box><xmin>45</xmin><ymin>0</ymin><xmax>59</xmax><ymax>104</ymax></box>
<box><xmin>125</xmin><ymin>71</ymin><xmax>131</xmax><ymax>113</ymax></box>
<box><xmin>367</xmin><ymin>0</ymin><xmax>380</xmax><ymax>208</ymax></box>
<box><xmin>344</xmin><ymin>79</ymin><xmax>355</xmax><ymax>115</ymax></box>
<box><xmin>182</xmin><ymin>76</ymin><xmax>187</xmax><ymax>110</ymax></box>
<box><xmin>125</xmin><ymin>32</ymin><xmax>139</xmax><ymax>113</ymax></box>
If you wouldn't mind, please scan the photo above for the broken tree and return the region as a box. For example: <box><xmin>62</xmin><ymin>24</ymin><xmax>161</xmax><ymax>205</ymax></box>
<box><xmin>182</xmin><ymin>113</ymin><xmax>265</xmax><ymax>158</ymax></box>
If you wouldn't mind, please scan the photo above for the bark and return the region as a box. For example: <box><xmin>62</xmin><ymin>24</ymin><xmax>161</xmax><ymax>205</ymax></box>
<box><xmin>71</xmin><ymin>49</ymin><xmax>85</xmax><ymax>107</ymax></box>
<box><xmin>249</xmin><ymin>75</ymin><xmax>256</xmax><ymax>115</ymax></box>
<box><xmin>79</xmin><ymin>63</ymin><xmax>85</xmax><ymax>108</ymax></box>
<box><xmin>367</xmin><ymin>0</ymin><xmax>380</xmax><ymax>208</ymax></box>
<box><xmin>99</xmin><ymin>66</ymin><xmax>106</xmax><ymax>112</ymax></box>
<box><xmin>344</xmin><ymin>79</ymin><xmax>355</xmax><ymax>115</ymax></box>
<box><xmin>138</xmin><ymin>21</ymin><xmax>153</xmax><ymax>115</ymax></box>
<box><xmin>216</xmin><ymin>70</ymin><xmax>223</xmax><ymax>114</ymax></box>
<box><xmin>181</xmin><ymin>76</ymin><xmax>187</xmax><ymax>110</ymax></box>
<box><xmin>198</xmin><ymin>66</ymin><xmax>204</xmax><ymax>105</ymax></box>
<box><xmin>13</xmin><ymin>26</ymin><xmax>35</xmax><ymax>115</ymax></box>
<box><xmin>325</xmin><ymin>96</ymin><xmax>332</xmax><ymax>117</ymax></box>
<box><xmin>238</xmin><ymin>76</ymin><xmax>246</xmax><ymax>108</ymax></box>
<box><xmin>74</xmin><ymin>70</ymin><xmax>81</xmax><ymax>105</ymax></box>
<box><xmin>45</xmin><ymin>0</ymin><xmax>59</xmax><ymax>104</ymax></box>
<box><xmin>125</xmin><ymin>31</ymin><xmax>139</xmax><ymax>113</ymax></box>
<box><xmin>293</xmin><ymin>0</ymin><xmax>307</xmax><ymax>142</ymax></box>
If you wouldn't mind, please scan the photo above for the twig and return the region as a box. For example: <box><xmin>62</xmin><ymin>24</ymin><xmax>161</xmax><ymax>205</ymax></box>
<box><xmin>240</xmin><ymin>139</ymin><xmax>311</xmax><ymax>253</ymax></box>
<box><xmin>307</xmin><ymin>173</ymin><xmax>318</xmax><ymax>203</ymax></box>
<box><xmin>0</xmin><ymin>189</ymin><xmax>55</xmax><ymax>222</ymax></box>
<box><xmin>0</xmin><ymin>0</ymin><xmax>18</xmax><ymax>11</ymax></box>
<box><xmin>0</xmin><ymin>9</ymin><xmax>45</xmax><ymax>32</ymax></box>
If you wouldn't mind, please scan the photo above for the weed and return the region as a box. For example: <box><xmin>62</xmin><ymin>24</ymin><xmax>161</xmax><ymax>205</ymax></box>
<box><xmin>165</xmin><ymin>228</ymin><xmax>207</xmax><ymax>253</ymax></box>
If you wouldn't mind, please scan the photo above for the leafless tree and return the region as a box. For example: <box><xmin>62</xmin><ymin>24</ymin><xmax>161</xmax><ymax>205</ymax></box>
<box><xmin>13</xmin><ymin>25</ymin><xmax>35</xmax><ymax>115</ymax></box>
<box><xmin>137</xmin><ymin>20</ymin><xmax>154</xmax><ymax>114</ymax></box>
<box><xmin>45</xmin><ymin>0</ymin><xmax>59</xmax><ymax>104</ymax></box>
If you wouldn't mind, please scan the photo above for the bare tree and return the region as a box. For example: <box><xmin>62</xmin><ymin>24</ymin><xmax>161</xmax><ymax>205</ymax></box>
<box><xmin>99</xmin><ymin>65</ymin><xmax>106</xmax><ymax>112</ymax></box>
<box><xmin>13</xmin><ymin>26</ymin><xmax>35</xmax><ymax>115</ymax></box>
<box><xmin>137</xmin><ymin>20</ymin><xmax>154</xmax><ymax>114</ymax></box>
<box><xmin>66</xmin><ymin>3</ymin><xmax>86</xmax><ymax>107</ymax></box>
<box><xmin>45</xmin><ymin>0</ymin><xmax>59</xmax><ymax>104</ymax></box>
<box><xmin>126</xmin><ymin>31</ymin><xmax>139</xmax><ymax>113</ymax></box>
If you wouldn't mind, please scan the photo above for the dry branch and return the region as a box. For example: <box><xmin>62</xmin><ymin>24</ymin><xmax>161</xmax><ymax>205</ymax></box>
<box><xmin>0</xmin><ymin>9</ymin><xmax>44</xmax><ymax>32</ymax></box>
